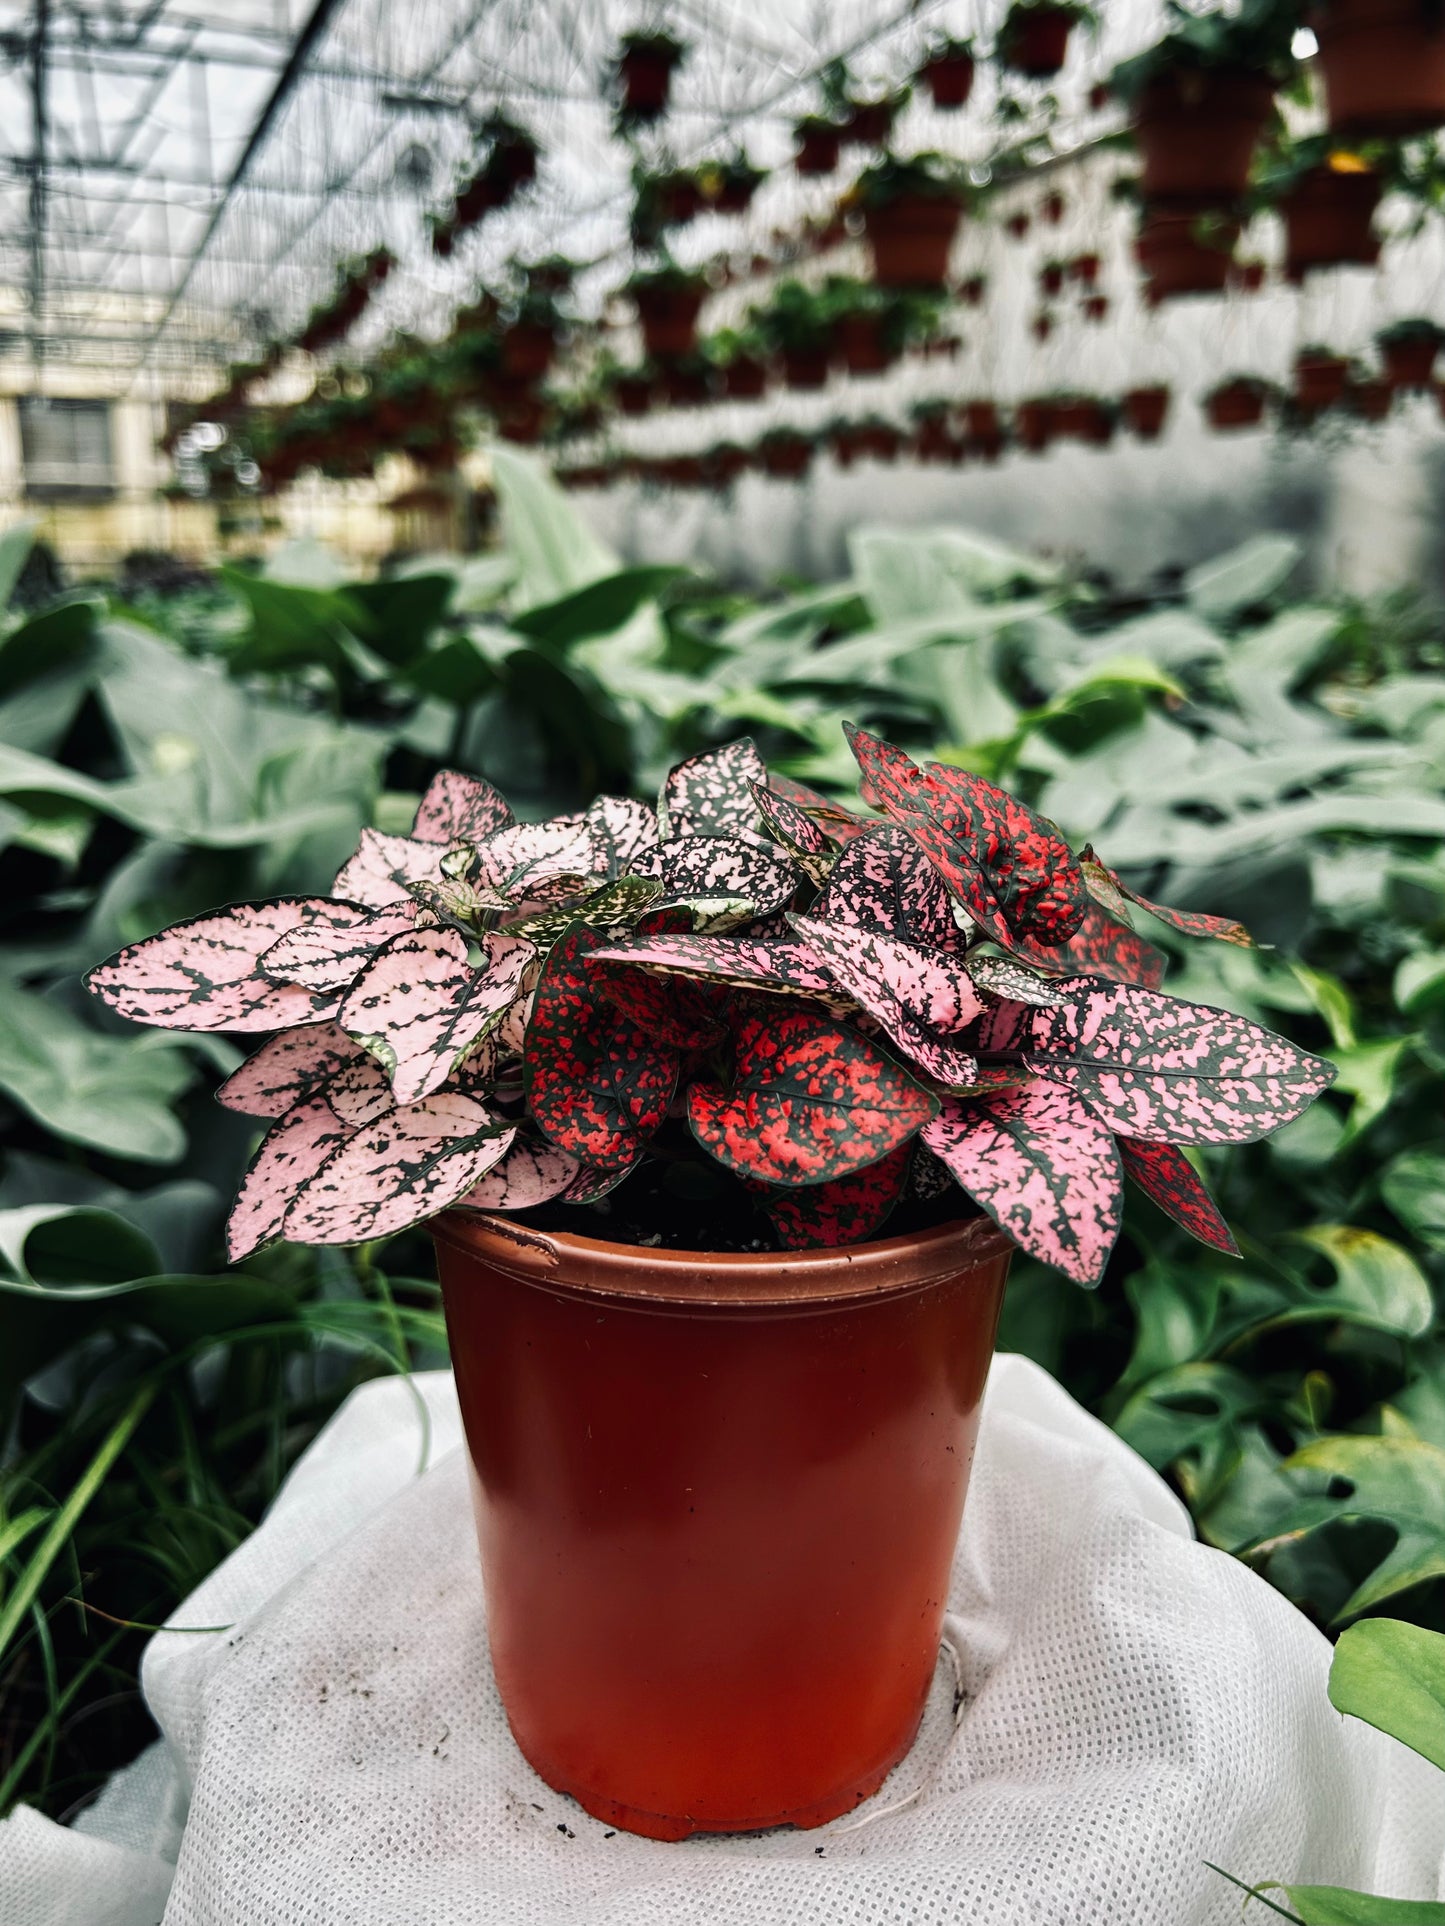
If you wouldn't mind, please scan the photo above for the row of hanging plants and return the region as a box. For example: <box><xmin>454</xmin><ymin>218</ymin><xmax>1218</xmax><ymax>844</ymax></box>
<box><xmin>426</xmin><ymin>113</ymin><xmax>539</xmax><ymax>259</ymax></box>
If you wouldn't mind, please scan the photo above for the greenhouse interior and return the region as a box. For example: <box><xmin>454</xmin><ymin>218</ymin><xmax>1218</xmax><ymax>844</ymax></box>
<box><xmin>5</xmin><ymin>2</ymin><xmax>1445</xmax><ymax>1922</ymax></box>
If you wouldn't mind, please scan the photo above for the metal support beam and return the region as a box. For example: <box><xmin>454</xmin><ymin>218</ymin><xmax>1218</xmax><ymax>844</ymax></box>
<box><xmin>28</xmin><ymin>0</ymin><xmax>49</xmax><ymax>365</ymax></box>
<box><xmin>131</xmin><ymin>0</ymin><xmax>349</xmax><ymax>375</ymax></box>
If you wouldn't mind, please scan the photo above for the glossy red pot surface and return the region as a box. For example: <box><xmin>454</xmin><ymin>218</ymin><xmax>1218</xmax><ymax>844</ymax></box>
<box><xmin>433</xmin><ymin>1212</ymin><xmax>1011</xmax><ymax>1841</ymax></box>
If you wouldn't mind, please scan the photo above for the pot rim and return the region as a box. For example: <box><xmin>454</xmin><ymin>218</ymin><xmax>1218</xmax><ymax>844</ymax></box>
<box><xmin>431</xmin><ymin>1208</ymin><xmax>1011</xmax><ymax>1309</ymax></box>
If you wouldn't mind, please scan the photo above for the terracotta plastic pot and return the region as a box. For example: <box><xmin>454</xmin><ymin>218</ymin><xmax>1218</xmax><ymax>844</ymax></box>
<box><xmin>619</xmin><ymin>45</ymin><xmax>677</xmax><ymax>119</ymax></box>
<box><xmin>1348</xmin><ymin>377</ymin><xmax>1393</xmax><ymax>421</ymax></box>
<box><xmin>842</xmin><ymin>99</ymin><xmax>899</xmax><ymax>145</ymax></box>
<box><xmin>722</xmin><ymin>356</ymin><xmax>769</xmax><ymax>399</ymax></box>
<box><xmin>1000</xmin><ymin>7</ymin><xmax>1076</xmax><ymax>78</ymax></box>
<box><xmin>433</xmin><ymin>1212</ymin><xmax>1011</xmax><ymax>1841</ymax></box>
<box><xmin>1134</xmin><ymin>200</ymin><xmax>1240</xmax><ymax>299</ymax></box>
<box><xmin>1014</xmin><ymin>398</ymin><xmax>1056</xmax><ymax>452</ymax></box>
<box><xmin>633</xmin><ymin>282</ymin><xmax>706</xmax><ymax>360</ymax></box>
<box><xmin>795</xmin><ymin>125</ymin><xmax>841</xmax><ymax>175</ymax></box>
<box><xmin>659</xmin><ymin>364</ymin><xmax>711</xmax><ymax>407</ymax></box>
<box><xmin>612</xmin><ymin>375</ymin><xmax>653</xmax><ymax>417</ymax></box>
<box><xmin>864</xmin><ymin>195</ymin><xmax>963</xmax><ymax>288</ymax></box>
<box><xmin>1123</xmin><ymin>384</ymin><xmax>1171</xmax><ymax>440</ymax></box>
<box><xmin>835</xmin><ymin>313</ymin><xmax>897</xmax><ymax>375</ymax></box>
<box><xmin>1380</xmin><ymin>333</ymin><xmax>1441</xmax><ymax>389</ymax></box>
<box><xmin>1281</xmin><ymin>166</ymin><xmax>1381</xmax><ymax>278</ymax></box>
<box><xmin>780</xmin><ymin>345</ymin><xmax>832</xmax><ymax>391</ymax></box>
<box><xmin>1132</xmin><ymin>67</ymin><xmax>1275</xmax><ymax>200</ymax></box>
<box><xmin>759</xmin><ymin>436</ymin><xmax>815</xmax><ymax>479</ymax></box>
<box><xmin>500</xmin><ymin>322</ymin><xmax>556</xmax><ymax>384</ymax></box>
<box><xmin>1207</xmin><ymin>382</ymin><xmax>1268</xmax><ymax>430</ymax></box>
<box><xmin>1295</xmin><ymin>350</ymin><xmax>1350</xmax><ymax>411</ymax></box>
<box><xmin>921</xmin><ymin>51</ymin><xmax>976</xmax><ymax>108</ymax></box>
<box><xmin>1314</xmin><ymin>0</ymin><xmax>1445</xmax><ymax>137</ymax></box>
<box><xmin>963</xmin><ymin>400</ymin><xmax>1000</xmax><ymax>438</ymax></box>
<box><xmin>914</xmin><ymin>415</ymin><xmax>954</xmax><ymax>460</ymax></box>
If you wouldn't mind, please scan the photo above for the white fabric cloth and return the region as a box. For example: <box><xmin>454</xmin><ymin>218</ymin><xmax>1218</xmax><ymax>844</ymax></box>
<box><xmin>4</xmin><ymin>1355</ymin><xmax>1443</xmax><ymax>1926</ymax></box>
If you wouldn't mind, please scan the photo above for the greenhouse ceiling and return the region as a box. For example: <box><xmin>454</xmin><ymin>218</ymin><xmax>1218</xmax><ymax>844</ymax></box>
<box><xmin>0</xmin><ymin>0</ymin><xmax>1172</xmax><ymax>396</ymax></box>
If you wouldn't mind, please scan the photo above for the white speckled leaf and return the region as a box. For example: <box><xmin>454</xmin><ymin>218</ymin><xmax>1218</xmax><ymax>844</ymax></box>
<box><xmin>260</xmin><ymin>904</ymin><xmax>416</xmax><ymax>993</ymax></box>
<box><xmin>88</xmin><ymin>899</ymin><xmax>341</xmax><ymax>1033</ymax></box>
<box><xmin>412</xmin><ymin>770</ymin><xmax>514</xmax><ymax>844</ymax></box>
<box><xmin>333</xmin><ymin>828</ymin><xmax>449</xmax><ymax>910</ymax></box>
<box><xmin>217</xmin><ymin>1021</ymin><xmax>374</xmax><ymax>1118</ymax></box>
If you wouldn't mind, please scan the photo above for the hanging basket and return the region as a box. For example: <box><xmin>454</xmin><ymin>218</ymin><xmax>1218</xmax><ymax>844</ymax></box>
<box><xmin>1131</xmin><ymin>67</ymin><xmax>1276</xmax><ymax>201</ymax></box>
<box><xmin>1134</xmin><ymin>201</ymin><xmax>1240</xmax><ymax>300</ymax></box>
<box><xmin>1013</xmin><ymin>398</ymin><xmax>1057</xmax><ymax>452</ymax></box>
<box><xmin>500</xmin><ymin>321</ymin><xmax>557</xmax><ymax>384</ymax></box>
<box><xmin>632</xmin><ymin>280</ymin><xmax>707</xmax><ymax>359</ymax></box>
<box><xmin>1280</xmin><ymin>166</ymin><xmax>1381</xmax><ymax>278</ymax></box>
<box><xmin>1378</xmin><ymin>329</ymin><xmax>1442</xmax><ymax>389</ymax></box>
<box><xmin>722</xmin><ymin>355</ymin><xmax>769</xmax><ymax>400</ymax></box>
<box><xmin>835</xmin><ymin>313</ymin><xmax>898</xmax><ymax>376</ymax></box>
<box><xmin>863</xmin><ymin>195</ymin><xmax>964</xmax><ymax>288</ymax></box>
<box><xmin>794</xmin><ymin>123</ymin><xmax>842</xmax><ymax>176</ymax></box>
<box><xmin>999</xmin><ymin>6</ymin><xmax>1078</xmax><ymax>79</ymax></box>
<box><xmin>1313</xmin><ymin>0</ymin><xmax>1445</xmax><ymax>137</ymax></box>
<box><xmin>618</xmin><ymin>43</ymin><xmax>680</xmax><ymax>120</ymax></box>
<box><xmin>1294</xmin><ymin>349</ymin><xmax>1351</xmax><ymax>411</ymax></box>
<box><xmin>920</xmin><ymin>50</ymin><xmax>976</xmax><ymax>109</ymax></box>
<box><xmin>1205</xmin><ymin>379</ymin><xmax>1270</xmax><ymax>430</ymax></box>
<box><xmin>1122</xmin><ymin>385</ymin><xmax>1172</xmax><ymax>440</ymax></box>
<box><xmin>759</xmin><ymin>433</ymin><xmax>815</xmax><ymax>479</ymax></box>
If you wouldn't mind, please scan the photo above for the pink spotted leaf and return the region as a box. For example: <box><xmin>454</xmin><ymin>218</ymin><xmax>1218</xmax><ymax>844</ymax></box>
<box><xmin>283</xmin><ymin>1094</ymin><xmax>514</xmax><ymax>1245</ymax></box>
<box><xmin>472</xmin><ymin>818</ymin><xmax>606</xmax><ymax>906</ymax></box>
<box><xmin>767</xmin><ymin>773</ymin><xmax>872</xmax><ymax>843</ymax></box>
<box><xmin>217</xmin><ymin>1021</ymin><xmax>375</xmax><ymax>1119</ymax></box>
<box><xmin>88</xmin><ymin>900</ymin><xmax>343</xmax><ymax>1034</ymax></box>
<box><xmin>339</xmin><ymin>927</ymin><xmax>535</xmax><ymax>1104</ymax></box>
<box><xmin>789</xmin><ymin>915</ymin><xmax>982</xmax><ymax>1086</ymax></box>
<box><xmin>813</xmin><ymin>825</ymin><xmax>970</xmax><ymax>957</ymax></box>
<box><xmin>591</xmin><ymin>933</ymin><xmax>837</xmax><ymax>1001</ymax></box>
<box><xmin>260</xmin><ymin>903</ymin><xmax>417</xmax><ymax>993</ymax></box>
<box><xmin>456</xmin><ymin>1133</ymin><xmax>583</xmax><ymax>1211</ymax></box>
<box><xmin>334</xmin><ymin>829</ymin><xmax>449</xmax><ymax>910</ymax></box>
<box><xmin>749</xmin><ymin>781</ymin><xmax>834</xmax><ymax>883</ymax></box>
<box><xmin>631</xmin><ymin>835</ymin><xmax>801</xmax><ymax>920</ymax></box>
<box><xmin>525</xmin><ymin>925</ymin><xmax>679</xmax><ymax>1171</ymax></box>
<box><xmin>586</xmin><ymin>794</ymin><xmax>660</xmax><ymax>874</ymax></box>
<box><xmin>412</xmin><ymin>770</ymin><xmax>514</xmax><ymax>845</ymax></box>
<box><xmin>1022</xmin><ymin>980</ymin><xmax>1336</xmax><ymax>1144</ymax></box>
<box><xmin>923</xmin><ymin>1081</ymin><xmax>1124</xmax><ymax>1285</ymax></box>
<box><xmin>227</xmin><ymin>1095</ymin><xmax>360</xmax><ymax>1261</ymax></box>
<box><xmin>659</xmin><ymin>737</ymin><xmax>766</xmax><ymax>839</ymax></box>
<box><xmin>687</xmin><ymin>1002</ymin><xmax>937</xmax><ymax>1188</ymax></box>
<box><xmin>1118</xmin><ymin>1137</ymin><xmax>1240</xmax><ymax>1256</ymax></box>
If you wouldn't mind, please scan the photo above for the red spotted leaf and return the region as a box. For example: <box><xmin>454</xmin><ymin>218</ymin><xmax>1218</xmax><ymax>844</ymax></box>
<box><xmin>339</xmin><ymin>928</ymin><xmax>534</xmax><ymax>1104</ymax></box>
<box><xmin>412</xmin><ymin>770</ymin><xmax>514</xmax><ymax>845</ymax></box>
<box><xmin>473</xmin><ymin>818</ymin><xmax>606</xmax><ymax>906</ymax></box>
<box><xmin>813</xmin><ymin>825</ymin><xmax>970</xmax><ymax>957</ymax></box>
<box><xmin>747</xmin><ymin>1142</ymin><xmax>912</xmax><ymax>1249</ymax></box>
<box><xmin>88</xmin><ymin>899</ymin><xmax>342</xmax><ymax>1033</ymax></box>
<box><xmin>790</xmin><ymin>915</ymin><xmax>982</xmax><ymax>1086</ymax></box>
<box><xmin>586</xmin><ymin>794</ymin><xmax>660</xmax><ymax>874</ymax></box>
<box><xmin>923</xmin><ymin>1082</ymin><xmax>1123</xmax><ymax>1285</ymax></box>
<box><xmin>260</xmin><ymin>903</ymin><xmax>416</xmax><ymax>993</ymax></box>
<box><xmin>525</xmin><ymin>925</ymin><xmax>678</xmax><ymax>1171</ymax></box>
<box><xmin>283</xmin><ymin>1094</ymin><xmax>514</xmax><ymax>1245</ymax></box>
<box><xmin>687</xmin><ymin>1004</ymin><xmax>936</xmax><ymax>1188</ymax></box>
<box><xmin>334</xmin><ymin>829</ymin><xmax>448</xmax><ymax>910</ymax></box>
<box><xmin>844</xmin><ymin>725</ymin><xmax>1088</xmax><ymax>951</ymax></box>
<box><xmin>456</xmin><ymin>1133</ymin><xmax>583</xmax><ymax>1211</ymax></box>
<box><xmin>1080</xmin><ymin>847</ymin><xmax>1258</xmax><ymax>950</ymax></box>
<box><xmin>217</xmin><ymin>1021</ymin><xmax>375</xmax><ymax>1118</ymax></box>
<box><xmin>767</xmin><ymin>773</ymin><xmax>872</xmax><ymax>843</ymax></box>
<box><xmin>1118</xmin><ymin>1137</ymin><xmax>1240</xmax><ymax>1256</ymax></box>
<box><xmin>1024</xmin><ymin>980</ymin><xmax>1336</xmax><ymax>1145</ymax></box>
<box><xmin>631</xmin><ymin>836</ymin><xmax>801</xmax><ymax>919</ymax></box>
<box><xmin>1011</xmin><ymin>899</ymin><xmax>1168</xmax><ymax>989</ymax></box>
<box><xmin>557</xmin><ymin>1156</ymin><xmax>642</xmax><ymax>1205</ymax></box>
<box><xmin>659</xmin><ymin>737</ymin><xmax>766</xmax><ymax>838</ymax></box>
<box><xmin>590</xmin><ymin>956</ymin><xmax>729</xmax><ymax>1052</ymax></box>
<box><xmin>749</xmin><ymin>781</ymin><xmax>833</xmax><ymax>883</ymax></box>
<box><xmin>591</xmin><ymin>933</ymin><xmax>837</xmax><ymax>1000</ymax></box>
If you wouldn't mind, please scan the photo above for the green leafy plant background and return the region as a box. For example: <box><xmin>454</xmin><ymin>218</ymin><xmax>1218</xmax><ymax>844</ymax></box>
<box><xmin>2</xmin><ymin>455</ymin><xmax>1444</xmax><ymax>1842</ymax></box>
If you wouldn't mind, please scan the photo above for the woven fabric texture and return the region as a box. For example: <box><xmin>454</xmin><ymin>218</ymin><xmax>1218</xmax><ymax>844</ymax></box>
<box><xmin>4</xmin><ymin>1355</ymin><xmax>1443</xmax><ymax>1926</ymax></box>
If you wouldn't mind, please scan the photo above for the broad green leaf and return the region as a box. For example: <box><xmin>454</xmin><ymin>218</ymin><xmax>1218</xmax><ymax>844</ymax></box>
<box><xmin>0</xmin><ymin>984</ymin><xmax>198</xmax><ymax>1162</ymax></box>
<box><xmin>0</xmin><ymin>599</ymin><xmax>97</xmax><ymax>700</ymax></box>
<box><xmin>510</xmin><ymin>566</ymin><xmax>689</xmax><ymax>647</ymax></box>
<box><xmin>1279</xmin><ymin>1886</ymin><xmax>1445</xmax><ymax>1924</ymax></box>
<box><xmin>1329</xmin><ymin>1038</ymin><xmax>1413</xmax><ymax>1145</ymax></box>
<box><xmin>1254</xmin><ymin>1434</ymin><xmax>1445</xmax><ymax>1620</ymax></box>
<box><xmin>0</xmin><ymin>519</ymin><xmax>36</xmax><ymax>609</ymax></box>
<box><xmin>1185</xmin><ymin>536</ymin><xmax>1300</xmax><ymax>619</ymax></box>
<box><xmin>221</xmin><ymin>567</ymin><xmax>360</xmax><ymax>675</ymax></box>
<box><xmin>1329</xmin><ymin>1618</ymin><xmax>1445</xmax><ymax>1773</ymax></box>
<box><xmin>1284</xmin><ymin>1228</ymin><xmax>1433</xmax><ymax>1339</ymax></box>
<box><xmin>489</xmin><ymin>446</ymin><xmax>618</xmax><ymax>609</ymax></box>
<box><xmin>1382</xmin><ymin>1150</ymin><xmax>1445</xmax><ymax>1253</ymax></box>
<box><xmin>343</xmin><ymin>573</ymin><xmax>454</xmax><ymax>664</ymax></box>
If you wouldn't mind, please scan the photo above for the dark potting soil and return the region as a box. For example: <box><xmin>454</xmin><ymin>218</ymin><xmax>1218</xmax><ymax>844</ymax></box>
<box><xmin>514</xmin><ymin>1146</ymin><xmax>979</xmax><ymax>1254</ymax></box>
